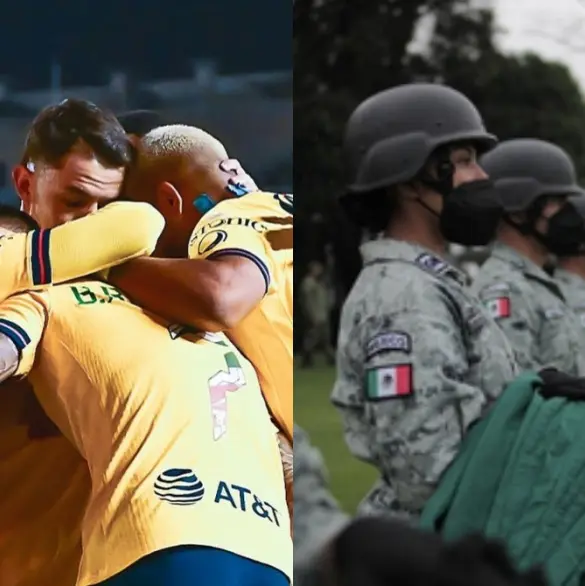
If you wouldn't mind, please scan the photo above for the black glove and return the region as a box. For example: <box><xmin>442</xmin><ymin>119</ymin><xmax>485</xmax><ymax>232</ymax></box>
<box><xmin>538</xmin><ymin>368</ymin><xmax>585</xmax><ymax>401</ymax></box>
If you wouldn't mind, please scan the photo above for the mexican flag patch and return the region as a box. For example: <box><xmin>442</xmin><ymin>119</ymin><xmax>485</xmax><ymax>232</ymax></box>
<box><xmin>485</xmin><ymin>297</ymin><xmax>511</xmax><ymax>319</ymax></box>
<box><xmin>366</xmin><ymin>365</ymin><xmax>413</xmax><ymax>400</ymax></box>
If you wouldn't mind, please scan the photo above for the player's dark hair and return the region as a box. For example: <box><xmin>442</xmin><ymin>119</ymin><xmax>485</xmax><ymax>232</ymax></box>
<box><xmin>21</xmin><ymin>98</ymin><xmax>133</xmax><ymax>169</ymax></box>
<box><xmin>117</xmin><ymin>110</ymin><xmax>166</xmax><ymax>138</ymax></box>
<box><xmin>0</xmin><ymin>204</ymin><xmax>39</xmax><ymax>232</ymax></box>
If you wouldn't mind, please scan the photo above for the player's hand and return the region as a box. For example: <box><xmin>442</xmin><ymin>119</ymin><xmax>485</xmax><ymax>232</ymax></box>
<box><xmin>220</xmin><ymin>159</ymin><xmax>258</xmax><ymax>193</ymax></box>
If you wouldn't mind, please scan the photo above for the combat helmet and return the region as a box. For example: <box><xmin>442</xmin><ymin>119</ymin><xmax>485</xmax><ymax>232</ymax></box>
<box><xmin>344</xmin><ymin>83</ymin><xmax>496</xmax><ymax>195</ymax></box>
<box><xmin>341</xmin><ymin>84</ymin><xmax>496</xmax><ymax>231</ymax></box>
<box><xmin>479</xmin><ymin>138</ymin><xmax>582</xmax><ymax>213</ymax></box>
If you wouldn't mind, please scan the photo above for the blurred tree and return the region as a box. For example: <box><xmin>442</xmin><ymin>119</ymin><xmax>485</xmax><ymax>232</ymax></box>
<box><xmin>294</xmin><ymin>0</ymin><xmax>468</xmax><ymax>217</ymax></box>
<box><xmin>413</xmin><ymin>8</ymin><xmax>585</xmax><ymax>178</ymax></box>
<box><xmin>294</xmin><ymin>0</ymin><xmax>483</xmax><ymax>284</ymax></box>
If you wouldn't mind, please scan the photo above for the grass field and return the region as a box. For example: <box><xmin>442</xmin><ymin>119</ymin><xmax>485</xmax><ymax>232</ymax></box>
<box><xmin>294</xmin><ymin>364</ymin><xmax>377</xmax><ymax>513</ymax></box>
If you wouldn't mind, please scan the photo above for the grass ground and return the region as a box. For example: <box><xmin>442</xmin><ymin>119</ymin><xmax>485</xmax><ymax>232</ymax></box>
<box><xmin>294</xmin><ymin>363</ymin><xmax>377</xmax><ymax>513</ymax></box>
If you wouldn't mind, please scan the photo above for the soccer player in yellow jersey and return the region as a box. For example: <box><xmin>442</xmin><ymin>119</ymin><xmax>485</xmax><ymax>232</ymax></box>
<box><xmin>0</xmin><ymin>98</ymin><xmax>160</xmax><ymax>586</ymax></box>
<box><xmin>0</xmin><ymin>210</ymin><xmax>291</xmax><ymax>586</ymax></box>
<box><xmin>0</xmin><ymin>200</ymin><xmax>164</xmax><ymax>303</ymax></box>
<box><xmin>108</xmin><ymin>125</ymin><xmax>294</xmax><ymax>449</ymax></box>
<box><xmin>0</xmin><ymin>201</ymin><xmax>164</xmax><ymax>586</ymax></box>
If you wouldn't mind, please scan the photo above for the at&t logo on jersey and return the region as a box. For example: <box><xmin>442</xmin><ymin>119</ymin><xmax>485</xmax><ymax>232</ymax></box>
<box><xmin>154</xmin><ymin>470</ymin><xmax>282</xmax><ymax>527</ymax></box>
<box><xmin>215</xmin><ymin>480</ymin><xmax>281</xmax><ymax>527</ymax></box>
<box><xmin>154</xmin><ymin>468</ymin><xmax>205</xmax><ymax>505</ymax></box>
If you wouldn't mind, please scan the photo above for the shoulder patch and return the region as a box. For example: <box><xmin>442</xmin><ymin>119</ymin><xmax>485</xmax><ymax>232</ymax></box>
<box><xmin>366</xmin><ymin>365</ymin><xmax>413</xmax><ymax>400</ymax></box>
<box><xmin>482</xmin><ymin>282</ymin><xmax>511</xmax><ymax>295</ymax></box>
<box><xmin>484</xmin><ymin>297</ymin><xmax>511</xmax><ymax>319</ymax></box>
<box><xmin>544</xmin><ymin>308</ymin><xmax>564</xmax><ymax>319</ymax></box>
<box><xmin>415</xmin><ymin>253</ymin><xmax>449</xmax><ymax>274</ymax></box>
<box><xmin>366</xmin><ymin>332</ymin><xmax>412</xmax><ymax>359</ymax></box>
<box><xmin>415</xmin><ymin>253</ymin><xmax>465</xmax><ymax>285</ymax></box>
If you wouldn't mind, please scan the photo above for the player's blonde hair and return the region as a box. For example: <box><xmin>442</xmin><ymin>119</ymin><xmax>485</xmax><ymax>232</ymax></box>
<box><xmin>125</xmin><ymin>124</ymin><xmax>228</xmax><ymax>201</ymax></box>
<box><xmin>140</xmin><ymin>124</ymin><xmax>228</xmax><ymax>164</ymax></box>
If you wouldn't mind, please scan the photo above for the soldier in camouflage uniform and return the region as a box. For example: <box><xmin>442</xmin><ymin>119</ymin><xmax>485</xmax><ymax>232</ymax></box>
<box><xmin>472</xmin><ymin>140</ymin><xmax>585</xmax><ymax>375</ymax></box>
<box><xmin>552</xmin><ymin>194</ymin><xmax>585</xmax><ymax>329</ymax></box>
<box><xmin>293</xmin><ymin>424</ymin><xmax>349</xmax><ymax>585</ymax></box>
<box><xmin>331</xmin><ymin>84</ymin><xmax>519</xmax><ymax>520</ymax></box>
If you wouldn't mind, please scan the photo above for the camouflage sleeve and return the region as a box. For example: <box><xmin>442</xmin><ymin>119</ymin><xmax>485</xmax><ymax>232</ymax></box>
<box><xmin>475</xmin><ymin>281</ymin><xmax>540</xmax><ymax>371</ymax></box>
<box><xmin>293</xmin><ymin>424</ymin><xmax>350</xmax><ymax>583</ymax></box>
<box><xmin>334</xmin><ymin>282</ymin><xmax>491</xmax><ymax>514</ymax></box>
<box><xmin>331</xmin><ymin>300</ymin><xmax>379</xmax><ymax>466</ymax></box>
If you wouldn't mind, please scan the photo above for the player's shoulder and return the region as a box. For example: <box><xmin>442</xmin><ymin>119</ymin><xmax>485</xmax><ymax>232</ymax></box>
<box><xmin>208</xmin><ymin>191</ymin><xmax>293</xmax><ymax>221</ymax></box>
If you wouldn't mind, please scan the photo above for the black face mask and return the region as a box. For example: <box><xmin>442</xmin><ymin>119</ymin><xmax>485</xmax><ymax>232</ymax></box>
<box><xmin>439</xmin><ymin>179</ymin><xmax>503</xmax><ymax>246</ymax></box>
<box><xmin>541</xmin><ymin>204</ymin><xmax>585</xmax><ymax>256</ymax></box>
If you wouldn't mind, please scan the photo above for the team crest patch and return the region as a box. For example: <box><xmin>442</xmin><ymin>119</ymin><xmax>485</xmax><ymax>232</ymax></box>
<box><xmin>366</xmin><ymin>332</ymin><xmax>412</xmax><ymax>359</ymax></box>
<box><xmin>485</xmin><ymin>297</ymin><xmax>511</xmax><ymax>319</ymax></box>
<box><xmin>366</xmin><ymin>364</ymin><xmax>413</xmax><ymax>400</ymax></box>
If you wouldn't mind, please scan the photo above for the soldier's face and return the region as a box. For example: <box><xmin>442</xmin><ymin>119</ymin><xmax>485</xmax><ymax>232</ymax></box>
<box><xmin>450</xmin><ymin>146</ymin><xmax>487</xmax><ymax>188</ymax></box>
<box><xmin>417</xmin><ymin>146</ymin><xmax>487</xmax><ymax>214</ymax></box>
<box><xmin>535</xmin><ymin>196</ymin><xmax>566</xmax><ymax>234</ymax></box>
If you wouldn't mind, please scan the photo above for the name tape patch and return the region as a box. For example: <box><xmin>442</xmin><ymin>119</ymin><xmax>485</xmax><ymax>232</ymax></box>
<box><xmin>482</xmin><ymin>282</ymin><xmax>510</xmax><ymax>295</ymax></box>
<box><xmin>366</xmin><ymin>332</ymin><xmax>412</xmax><ymax>358</ymax></box>
<box><xmin>544</xmin><ymin>308</ymin><xmax>564</xmax><ymax>319</ymax></box>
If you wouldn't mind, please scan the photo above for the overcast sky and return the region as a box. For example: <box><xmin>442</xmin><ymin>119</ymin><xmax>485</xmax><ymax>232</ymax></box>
<box><xmin>495</xmin><ymin>0</ymin><xmax>585</xmax><ymax>88</ymax></box>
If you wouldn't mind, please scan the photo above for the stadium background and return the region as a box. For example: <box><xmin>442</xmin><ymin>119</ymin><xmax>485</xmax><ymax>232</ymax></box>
<box><xmin>0</xmin><ymin>0</ymin><xmax>292</xmax><ymax>207</ymax></box>
<box><xmin>295</xmin><ymin>0</ymin><xmax>585</xmax><ymax>513</ymax></box>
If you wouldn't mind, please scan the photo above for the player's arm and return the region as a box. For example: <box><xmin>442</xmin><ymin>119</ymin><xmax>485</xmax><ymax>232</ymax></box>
<box><xmin>0</xmin><ymin>333</ymin><xmax>18</xmax><ymax>380</ymax></box>
<box><xmin>109</xmin><ymin>221</ymin><xmax>271</xmax><ymax>331</ymax></box>
<box><xmin>0</xmin><ymin>292</ymin><xmax>47</xmax><ymax>383</ymax></box>
<box><xmin>12</xmin><ymin>201</ymin><xmax>165</xmax><ymax>294</ymax></box>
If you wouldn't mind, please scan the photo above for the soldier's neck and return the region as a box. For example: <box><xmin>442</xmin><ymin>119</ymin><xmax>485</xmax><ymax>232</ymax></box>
<box><xmin>558</xmin><ymin>256</ymin><xmax>585</xmax><ymax>280</ymax></box>
<box><xmin>385</xmin><ymin>220</ymin><xmax>447</xmax><ymax>257</ymax></box>
<box><xmin>497</xmin><ymin>231</ymin><xmax>547</xmax><ymax>268</ymax></box>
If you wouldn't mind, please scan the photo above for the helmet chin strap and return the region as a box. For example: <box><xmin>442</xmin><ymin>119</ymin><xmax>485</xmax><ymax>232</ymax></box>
<box><xmin>412</xmin><ymin>164</ymin><xmax>454</xmax><ymax>219</ymax></box>
<box><xmin>192</xmin><ymin>182</ymin><xmax>251</xmax><ymax>214</ymax></box>
<box><xmin>415</xmin><ymin>197</ymin><xmax>440</xmax><ymax>219</ymax></box>
<box><xmin>502</xmin><ymin>202</ymin><xmax>548</xmax><ymax>246</ymax></box>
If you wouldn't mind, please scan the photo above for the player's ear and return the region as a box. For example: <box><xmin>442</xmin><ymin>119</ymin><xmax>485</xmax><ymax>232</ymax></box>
<box><xmin>127</xmin><ymin>134</ymin><xmax>141</xmax><ymax>148</ymax></box>
<box><xmin>12</xmin><ymin>165</ymin><xmax>33</xmax><ymax>210</ymax></box>
<box><xmin>155</xmin><ymin>181</ymin><xmax>183</xmax><ymax>218</ymax></box>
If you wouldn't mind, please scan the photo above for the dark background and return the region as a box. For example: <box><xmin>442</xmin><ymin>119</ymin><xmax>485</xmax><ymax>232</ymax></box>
<box><xmin>0</xmin><ymin>0</ymin><xmax>292</xmax><ymax>206</ymax></box>
<box><xmin>2</xmin><ymin>0</ymin><xmax>291</xmax><ymax>88</ymax></box>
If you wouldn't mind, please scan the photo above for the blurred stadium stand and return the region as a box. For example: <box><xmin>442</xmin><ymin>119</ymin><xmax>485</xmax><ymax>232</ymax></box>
<box><xmin>0</xmin><ymin>60</ymin><xmax>292</xmax><ymax>205</ymax></box>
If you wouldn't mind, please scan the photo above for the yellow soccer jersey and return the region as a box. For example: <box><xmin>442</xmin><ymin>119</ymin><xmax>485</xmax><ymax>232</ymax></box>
<box><xmin>0</xmin><ymin>282</ymin><xmax>291</xmax><ymax>586</ymax></box>
<box><xmin>0</xmin><ymin>201</ymin><xmax>164</xmax><ymax>302</ymax></box>
<box><xmin>0</xmin><ymin>426</ymin><xmax>87</xmax><ymax>586</ymax></box>
<box><xmin>188</xmin><ymin>191</ymin><xmax>293</xmax><ymax>442</ymax></box>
